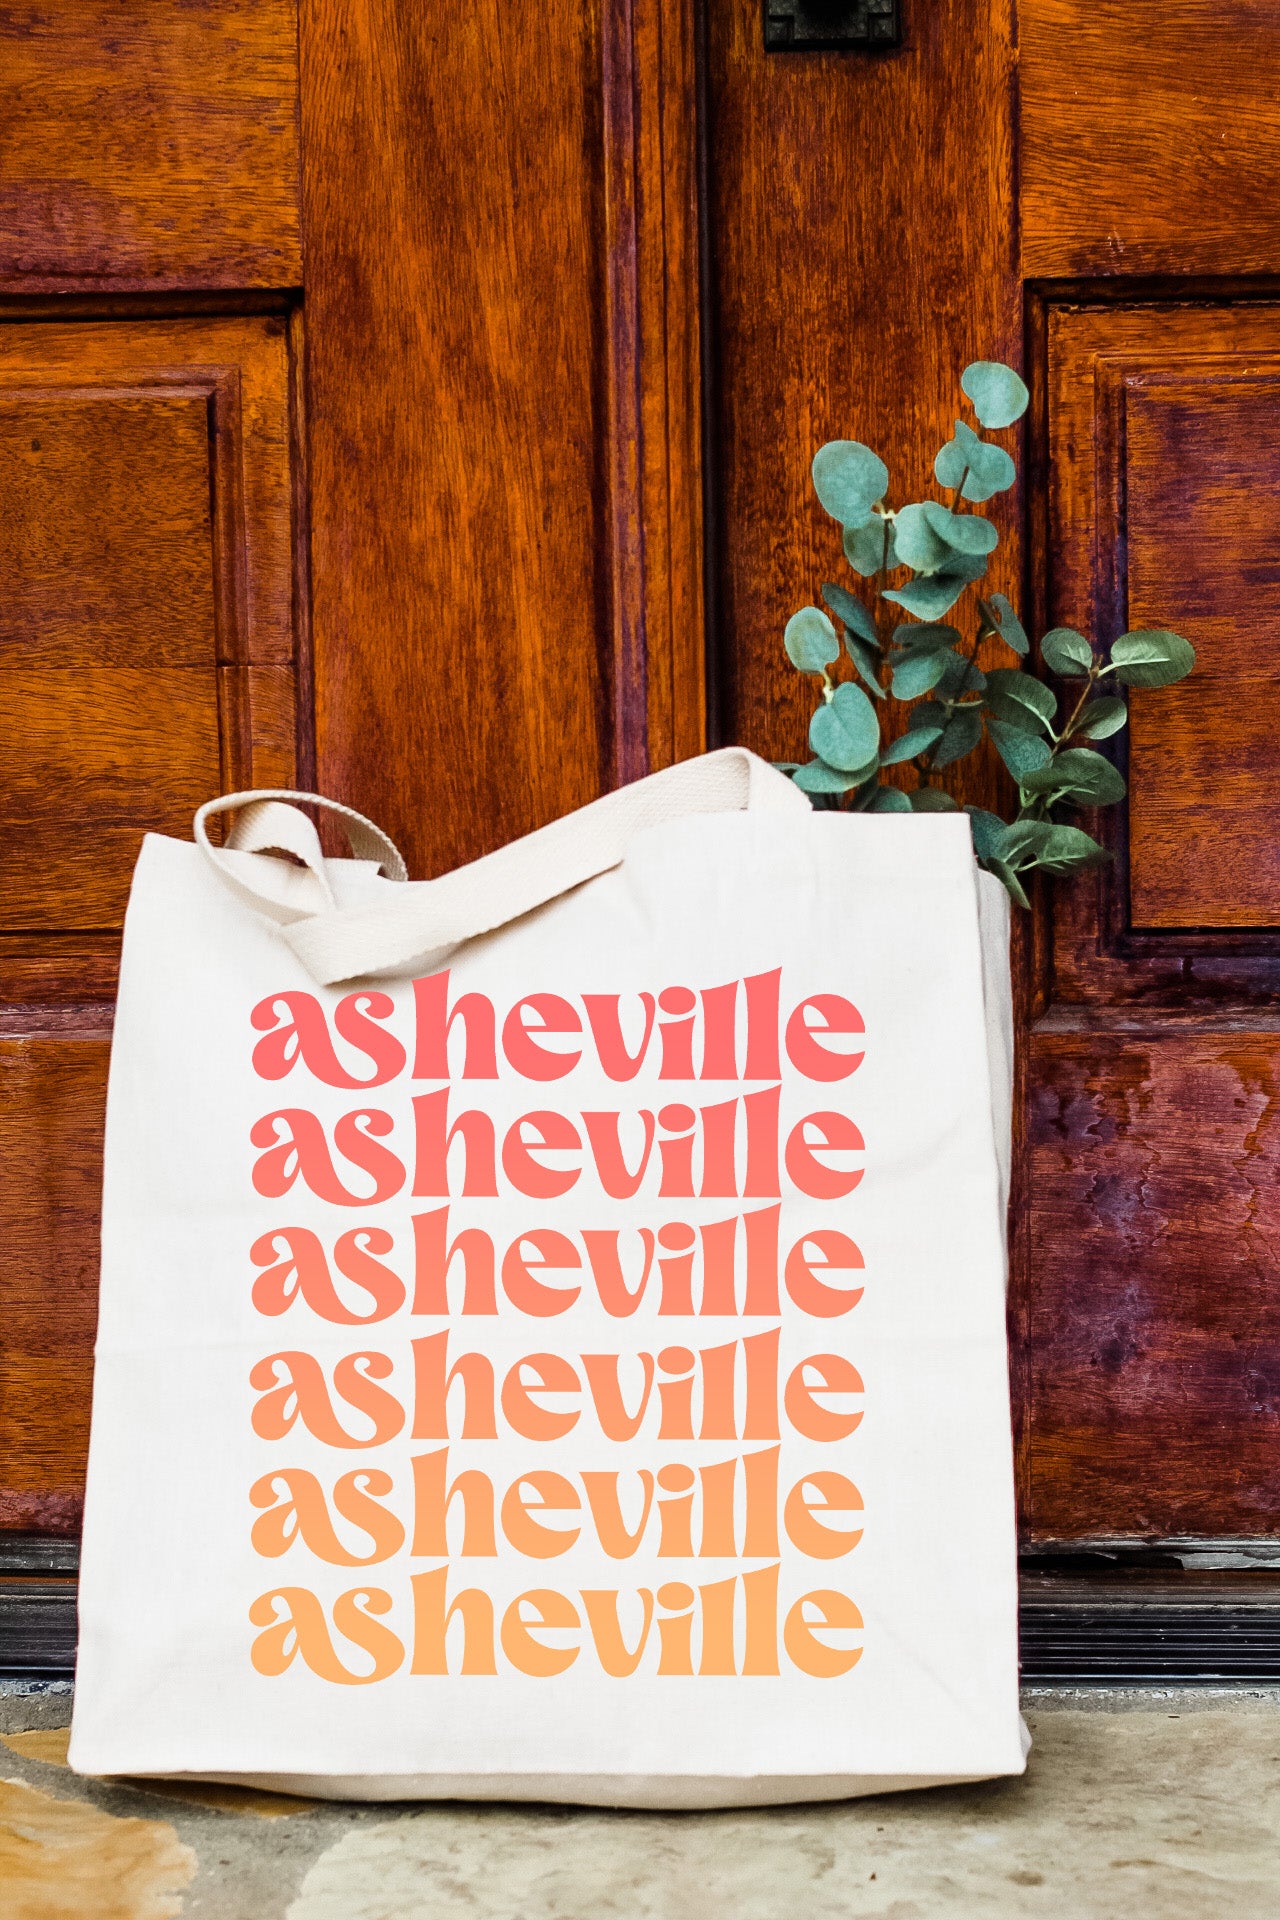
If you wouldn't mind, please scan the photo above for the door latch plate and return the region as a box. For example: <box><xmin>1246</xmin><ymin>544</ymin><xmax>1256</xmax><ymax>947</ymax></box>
<box><xmin>764</xmin><ymin>0</ymin><xmax>901</xmax><ymax>50</ymax></box>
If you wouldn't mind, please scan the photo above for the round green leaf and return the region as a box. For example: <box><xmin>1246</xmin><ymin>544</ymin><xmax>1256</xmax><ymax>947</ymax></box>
<box><xmin>784</xmin><ymin>606</ymin><xmax>839</xmax><ymax>675</ymax></box>
<box><xmin>1040</xmin><ymin>627</ymin><xmax>1094</xmax><ymax>676</ymax></box>
<box><xmin>891</xmin><ymin>647</ymin><xmax>950</xmax><ymax>701</ymax></box>
<box><xmin>988</xmin><ymin>717</ymin><xmax>1053</xmax><ymax>780</ymax></box>
<box><xmin>935</xmin><ymin>419</ymin><xmax>1017</xmax><ymax>502</ymax></box>
<box><xmin>892</xmin><ymin>622</ymin><xmax>961</xmax><ymax>653</ymax></box>
<box><xmin>880</xmin><ymin>722</ymin><xmax>945</xmax><ymax>765</ymax></box>
<box><xmin>920</xmin><ymin>500</ymin><xmax>999</xmax><ymax>556</ymax></box>
<box><xmin>1108</xmin><ymin>629</ymin><xmax>1196</xmax><ymax>688</ymax></box>
<box><xmin>961</xmin><ymin>361</ymin><xmax>1029</xmax><ymax>430</ymax></box>
<box><xmin>965</xmin><ymin>806</ymin><xmax>1010</xmax><ymax>862</ymax></box>
<box><xmin>893</xmin><ymin>502</ymin><xmax>954</xmax><ymax>574</ymax></box>
<box><xmin>868</xmin><ymin>785</ymin><xmax>912</xmax><ymax>813</ymax></box>
<box><xmin>821</xmin><ymin>581</ymin><xmax>878</xmax><ymax>646</ymax></box>
<box><xmin>936</xmin><ymin>652</ymin><xmax>985</xmax><ymax>699</ymax></box>
<box><xmin>792</xmin><ymin>758</ymin><xmax>859</xmax><ymax>794</ymax></box>
<box><xmin>809</xmin><ymin>680</ymin><xmax>881</xmax><ymax>771</ymax></box>
<box><xmin>984</xmin><ymin>592</ymin><xmax>1028</xmax><ymax>655</ymax></box>
<box><xmin>985</xmin><ymin>667</ymin><xmax>1057</xmax><ymax>730</ymax></box>
<box><xmin>843</xmin><ymin>517</ymin><xmax>897</xmax><ymax>576</ymax></box>
<box><xmin>845</xmin><ymin>632</ymin><xmax>887</xmax><ymax>699</ymax></box>
<box><xmin>931</xmin><ymin>705</ymin><xmax>984</xmax><ymax>768</ymax></box>
<box><xmin>908</xmin><ymin>786</ymin><xmax>959</xmax><ymax>813</ymax></box>
<box><xmin>811</xmin><ymin>441</ymin><xmax>889</xmax><ymax>529</ymax></box>
<box><xmin>1021</xmin><ymin>747</ymin><xmax>1126</xmax><ymax>805</ymax></box>
<box><xmin>1031</xmin><ymin>824</ymin><xmax>1110</xmax><ymax>873</ymax></box>
<box><xmin>1070</xmin><ymin>697</ymin><xmax>1127</xmax><ymax>741</ymax></box>
<box><xmin>981</xmin><ymin>857</ymin><xmax>1031</xmax><ymax>910</ymax></box>
<box><xmin>884</xmin><ymin>552</ymin><xmax>988</xmax><ymax>621</ymax></box>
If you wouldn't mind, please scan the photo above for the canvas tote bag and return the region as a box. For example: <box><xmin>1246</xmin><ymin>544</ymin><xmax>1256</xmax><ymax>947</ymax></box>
<box><xmin>69</xmin><ymin>747</ymin><xmax>1025</xmax><ymax>1807</ymax></box>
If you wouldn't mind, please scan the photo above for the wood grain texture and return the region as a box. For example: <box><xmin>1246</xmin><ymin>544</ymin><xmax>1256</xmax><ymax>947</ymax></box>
<box><xmin>1026</xmin><ymin>1021</ymin><xmax>1280</xmax><ymax>1538</ymax></box>
<box><xmin>1020</xmin><ymin>0</ymin><xmax>1280</xmax><ymax>280</ymax></box>
<box><xmin>0</xmin><ymin>1038</ymin><xmax>108</xmax><ymax>1534</ymax></box>
<box><xmin>299</xmin><ymin>0</ymin><xmax>704</xmax><ymax>877</ymax></box>
<box><xmin>704</xmin><ymin>0</ymin><xmax>1019</xmax><ymax>806</ymax></box>
<box><xmin>610</xmin><ymin>0</ymin><xmax>707</xmax><ymax>775</ymax></box>
<box><xmin>0</xmin><ymin>317</ymin><xmax>297</xmax><ymax>944</ymax></box>
<box><xmin>0</xmin><ymin>0</ymin><xmax>301</xmax><ymax>292</ymax></box>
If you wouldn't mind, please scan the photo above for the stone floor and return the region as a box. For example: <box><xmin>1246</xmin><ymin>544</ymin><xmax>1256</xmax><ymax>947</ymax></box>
<box><xmin>2</xmin><ymin>1683</ymin><xmax>1278</xmax><ymax>1919</ymax></box>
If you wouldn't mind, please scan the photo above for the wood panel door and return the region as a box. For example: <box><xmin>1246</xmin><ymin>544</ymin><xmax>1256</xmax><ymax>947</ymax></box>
<box><xmin>0</xmin><ymin>0</ymin><xmax>704</xmax><ymax>1551</ymax></box>
<box><xmin>2</xmin><ymin>0</ymin><xmax>1279</xmax><ymax>1593</ymax></box>
<box><xmin>704</xmin><ymin>0</ymin><xmax>1280</xmax><ymax>1556</ymax></box>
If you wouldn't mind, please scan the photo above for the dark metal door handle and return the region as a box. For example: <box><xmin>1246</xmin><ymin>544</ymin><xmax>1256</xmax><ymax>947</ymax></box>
<box><xmin>764</xmin><ymin>0</ymin><xmax>901</xmax><ymax>50</ymax></box>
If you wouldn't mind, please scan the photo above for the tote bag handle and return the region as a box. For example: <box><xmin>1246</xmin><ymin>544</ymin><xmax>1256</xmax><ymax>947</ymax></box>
<box><xmin>195</xmin><ymin>747</ymin><xmax>811</xmax><ymax>985</ymax></box>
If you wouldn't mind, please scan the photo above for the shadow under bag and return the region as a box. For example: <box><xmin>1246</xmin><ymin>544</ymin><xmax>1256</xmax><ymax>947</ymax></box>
<box><xmin>71</xmin><ymin>747</ymin><xmax>1026</xmax><ymax>1806</ymax></box>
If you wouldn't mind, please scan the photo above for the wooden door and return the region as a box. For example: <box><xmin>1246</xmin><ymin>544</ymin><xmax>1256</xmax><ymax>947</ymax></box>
<box><xmin>2</xmin><ymin>0</ymin><xmax>1279</xmax><ymax>1655</ymax></box>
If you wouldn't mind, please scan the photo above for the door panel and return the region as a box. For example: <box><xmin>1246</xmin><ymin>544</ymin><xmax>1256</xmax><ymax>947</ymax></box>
<box><xmin>0</xmin><ymin>1036</ymin><xmax>107</xmax><ymax>1533</ymax></box>
<box><xmin>0</xmin><ymin>316</ymin><xmax>300</xmax><ymax>1533</ymax></box>
<box><xmin>0</xmin><ymin>0</ymin><xmax>301</xmax><ymax>292</ymax></box>
<box><xmin>1020</xmin><ymin>0</ymin><xmax>1280</xmax><ymax>279</ymax></box>
<box><xmin>1046</xmin><ymin>304</ymin><xmax>1280</xmax><ymax>940</ymax></box>
<box><xmin>1026</xmin><ymin>1019</ymin><xmax>1280</xmax><ymax>1538</ymax></box>
<box><xmin>1018</xmin><ymin>298</ymin><xmax>1280</xmax><ymax>1540</ymax></box>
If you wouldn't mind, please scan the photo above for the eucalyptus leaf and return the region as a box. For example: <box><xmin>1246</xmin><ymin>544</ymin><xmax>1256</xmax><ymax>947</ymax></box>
<box><xmin>931</xmin><ymin>704</ymin><xmax>984</xmax><ymax>768</ymax></box>
<box><xmin>845</xmin><ymin>632</ymin><xmax>887</xmax><ymax>698</ymax></box>
<box><xmin>843</xmin><ymin>517</ymin><xmax>897</xmax><ymax>576</ymax></box>
<box><xmin>908</xmin><ymin>786</ymin><xmax>959</xmax><ymax>813</ymax></box>
<box><xmin>1021</xmin><ymin>746</ymin><xmax>1126</xmax><ymax>805</ymax></box>
<box><xmin>821</xmin><ymin>581</ymin><xmax>878</xmax><ymax>646</ymax></box>
<box><xmin>1000</xmin><ymin>819</ymin><xmax>1108</xmax><ymax>873</ymax></box>
<box><xmin>847</xmin><ymin>774</ymin><xmax>884</xmax><ymax>812</ymax></box>
<box><xmin>982</xmin><ymin>857</ymin><xmax>1031</xmax><ymax>910</ymax></box>
<box><xmin>985</xmin><ymin>667</ymin><xmax>1057</xmax><ymax>730</ymax></box>
<box><xmin>884</xmin><ymin>552</ymin><xmax>987</xmax><ymax>620</ymax></box>
<box><xmin>784</xmin><ymin>607</ymin><xmax>839</xmax><ymax>675</ymax></box>
<box><xmin>1030</xmin><ymin>824</ymin><xmax>1111</xmax><ymax>873</ymax></box>
<box><xmin>891</xmin><ymin>648</ymin><xmax>950</xmax><ymax>701</ymax></box>
<box><xmin>1108</xmin><ymin>629</ymin><xmax>1196</xmax><ymax>688</ymax></box>
<box><xmin>1070</xmin><ymin>696</ymin><xmax>1128</xmax><ymax>741</ymax></box>
<box><xmin>868</xmin><ymin>785</ymin><xmax>912</xmax><ymax>813</ymax></box>
<box><xmin>809</xmin><ymin>680</ymin><xmax>881</xmax><ymax>771</ymax></box>
<box><xmin>893</xmin><ymin>501</ymin><xmax>955</xmax><ymax>574</ymax></box>
<box><xmin>981</xmin><ymin>592</ymin><xmax>1028</xmax><ymax>655</ymax></box>
<box><xmin>961</xmin><ymin>361</ymin><xmax>1029</xmax><ymax>429</ymax></box>
<box><xmin>910</xmin><ymin>700</ymin><xmax>949</xmax><ymax>733</ymax></box>
<box><xmin>936</xmin><ymin>651</ymin><xmax>986</xmax><ymax>699</ymax></box>
<box><xmin>892</xmin><ymin>622</ymin><xmax>961</xmax><ymax>653</ymax></box>
<box><xmin>880</xmin><ymin>722</ymin><xmax>945</xmax><ymax>764</ymax></box>
<box><xmin>792</xmin><ymin>758</ymin><xmax>860</xmax><ymax>794</ymax></box>
<box><xmin>812</xmin><ymin>441</ymin><xmax>889</xmax><ymax>529</ymax></box>
<box><xmin>988</xmin><ymin>717</ymin><xmax>1054</xmax><ymax>780</ymax></box>
<box><xmin>920</xmin><ymin>500</ymin><xmax>999</xmax><ymax>557</ymax></box>
<box><xmin>965</xmin><ymin>806</ymin><xmax>1009</xmax><ymax>861</ymax></box>
<box><xmin>998</xmin><ymin>819</ymin><xmax>1056</xmax><ymax>866</ymax></box>
<box><xmin>935</xmin><ymin>419</ymin><xmax>1016</xmax><ymax>503</ymax></box>
<box><xmin>1041</xmin><ymin>626</ymin><xmax>1094</xmax><ymax>677</ymax></box>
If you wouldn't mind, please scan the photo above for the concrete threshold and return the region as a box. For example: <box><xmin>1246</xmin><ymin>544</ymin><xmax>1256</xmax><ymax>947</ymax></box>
<box><xmin>2</xmin><ymin>1683</ymin><xmax>1278</xmax><ymax>1918</ymax></box>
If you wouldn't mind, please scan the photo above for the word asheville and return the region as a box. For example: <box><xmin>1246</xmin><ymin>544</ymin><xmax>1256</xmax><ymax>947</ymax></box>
<box><xmin>245</xmin><ymin>968</ymin><xmax>872</xmax><ymax>1684</ymax></box>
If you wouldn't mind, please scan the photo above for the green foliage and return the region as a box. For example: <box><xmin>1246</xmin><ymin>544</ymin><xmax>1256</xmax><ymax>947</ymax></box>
<box><xmin>771</xmin><ymin>359</ymin><xmax>1196</xmax><ymax>907</ymax></box>
<box><xmin>785</xmin><ymin>607</ymin><xmax>839</xmax><ymax>675</ymax></box>
<box><xmin>960</xmin><ymin>362</ymin><xmax>1030</xmax><ymax>430</ymax></box>
<box><xmin>811</xmin><ymin>442</ymin><xmax>889</xmax><ymax>528</ymax></box>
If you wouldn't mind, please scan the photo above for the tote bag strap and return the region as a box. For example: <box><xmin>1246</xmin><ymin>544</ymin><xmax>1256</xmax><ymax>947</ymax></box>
<box><xmin>194</xmin><ymin>748</ymin><xmax>810</xmax><ymax>984</ymax></box>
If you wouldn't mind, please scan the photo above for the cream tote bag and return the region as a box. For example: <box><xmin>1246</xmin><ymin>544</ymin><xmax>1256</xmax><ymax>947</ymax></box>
<box><xmin>69</xmin><ymin>747</ymin><xmax>1025</xmax><ymax>1807</ymax></box>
